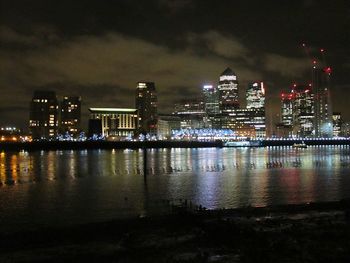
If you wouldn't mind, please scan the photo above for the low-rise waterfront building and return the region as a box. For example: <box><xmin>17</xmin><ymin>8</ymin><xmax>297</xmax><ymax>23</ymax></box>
<box><xmin>88</xmin><ymin>108</ymin><xmax>138</xmax><ymax>140</ymax></box>
<box><xmin>173</xmin><ymin>100</ymin><xmax>206</xmax><ymax>129</ymax></box>
<box><xmin>157</xmin><ymin>114</ymin><xmax>181</xmax><ymax>139</ymax></box>
<box><xmin>218</xmin><ymin>108</ymin><xmax>266</xmax><ymax>138</ymax></box>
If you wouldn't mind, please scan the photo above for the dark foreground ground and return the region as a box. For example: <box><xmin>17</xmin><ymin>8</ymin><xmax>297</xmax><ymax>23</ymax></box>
<box><xmin>1</xmin><ymin>201</ymin><xmax>350</xmax><ymax>262</ymax></box>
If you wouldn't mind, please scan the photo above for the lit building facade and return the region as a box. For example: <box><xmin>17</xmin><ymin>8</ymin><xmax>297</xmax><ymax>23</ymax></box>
<box><xmin>218</xmin><ymin>67</ymin><xmax>239</xmax><ymax>111</ymax></box>
<box><xmin>173</xmin><ymin>100</ymin><xmax>206</xmax><ymax>129</ymax></box>
<box><xmin>292</xmin><ymin>85</ymin><xmax>314</xmax><ymax>137</ymax></box>
<box><xmin>312</xmin><ymin>66</ymin><xmax>333</xmax><ymax>137</ymax></box>
<box><xmin>218</xmin><ymin>108</ymin><xmax>266</xmax><ymax>138</ymax></box>
<box><xmin>332</xmin><ymin>112</ymin><xmax>342</xmax><ymax>137</ymax></box>
<box><xmin>246</xmin><ymin>82</ymin><xmax>265</xmax><ymax>109</ymax></box>
<box><xmin>60</xmin><ymin>96</ymin><xmax>81</xmax><ymax>136</ymax></box>
<box><xmin>202</xmin><ymin>84</ymin><xmax>220</xmax><ymax>128</ymax></box>
<box><xmin>280</xmin><ymin>85</ymin><xmax>314</xmax><ymax>137</ymax></box>
<box><xmin>157</xmin><ymin>114</ymin><xmax>181</xmax><ymax>139</ymax></box>
<box><xmin>88</xmin><ymin>108</ymin><xmax>138</xmax><ymax>139</ymax></box>
<box><xmin>281</xmin><ymin>92</ymin><xmax>294</xmax><ymax>127</ymax></box>
<box><xmin>341</xmin><ymin>122</ymin><xmax>350</xmax><ymax>137</ymax></box>
<box><xmin>0</xmin><ymin>127</ymin><xmax>30</xmax><ymax>142</ymax></box>
<box><xmin>135</xmin><ymin>82</ymin><xmax>158</xmax><ymax>135</ymax></box>
<box><xmin>203</xmin><ymin>84</ymin><xmax>219</xmax><ymax>115</ymax></box>
<box><xmin>29</xmin><ymin>90</ymin><xmax>59</xmax><ymax>140</ymax></box>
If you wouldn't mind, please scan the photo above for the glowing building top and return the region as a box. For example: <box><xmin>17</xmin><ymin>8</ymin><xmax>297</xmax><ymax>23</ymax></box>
<box><xmin>218</xmin><ymin>67</ymin><xmax>239</xmax><ymax>110</ymax></box>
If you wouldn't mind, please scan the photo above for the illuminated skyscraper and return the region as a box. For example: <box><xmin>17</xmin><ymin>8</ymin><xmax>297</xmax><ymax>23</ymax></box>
<box><xmin>281</xmin><ymin>92</ymin><xmax>294</xmax><ymax>127</ymax></box>
<box><xmin>332</xmin><ymin>112</ymin><xmax>342</xmax><ymax>137</ymax></box>
<box><xmin>312</xmin><ymin>65</ymin><xmax>333</xmax><ymax>137</ymax></box>
<box><xmin>292</xmin><ymin>84</ymin><xmax>314</xmax><ymax>137</ymax></box>
<box><xmin>218</xmin><ymin>67</ymin><xmax>239</xmax><ymax>111</ymax></box>
<box><xmin>215</xmin><ymin>76</ymin><xmax>266</xmax><ymax>137</ymax></box>
<box><xmin>280</xmin><ymin>84</ymin><xmax>314</xmax><ymax>137</ymax></box>
<box><xmin>60</xmin><ymin>96</ymin><xmax>81</xmax><ymax>136</ymax></box>
<box><xmin>135</xmin><ymin>82</ymin><xmax>158</xmax><ymax>134</ymax></box>
<box><xmin>246</xmin><ymin>82</ymin><xmax>265</xmax><ymax>109</ymax></box>
<box><xmin>29</xmin><ymin>90</ymin><xmax>59</xmax><ymax>140</ymax></box>
<box><xmin>202</xmin><ymin>84</ymin><xmax>219</xmax><ymax>127</ymax></box>
<box><xmin>202</xmin><ymin>84</ymin><xmax>219</xmax><ymax>115</ymax></box>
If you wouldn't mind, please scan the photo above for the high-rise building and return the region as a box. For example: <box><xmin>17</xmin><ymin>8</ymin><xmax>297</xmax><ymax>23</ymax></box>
<box><xmin>60</xmin><ymin>96</ymin><xmax>81</xmax><ymax>136</ymax></box>
<box><xmin>341</xmin><ymin>122</ymin><xmax>350</xmax><ymax>137</ymax></box>
<box><xmin>246</xmin><ymin>82</ymin><xmax>265</xmax><ymax>109</ymax></box>
<box><xmin>135</xmin><ymin>82</ymin><xmax>158</xmax><ymax>135</ymax></box>
<box><xmin>280</xmin><ymin>84</ymin><xmax>314</xmax><ymax>137</ymax></box>
<box><xmin>212</xmin><ymin>75</ymin><xmax>266</xmax><ymax>137</ymax></box>
<box><xmin>218</xmin><ymin>67</ymin><xmax>239</xmax><ymax>111</ymax></box>
<box><xmin>292</xmin><ymin>85</ymin><xmax>314</xmax><ymax>137</ymax></box>
<box><xmin>312</xmin><ymin>66</ymin><xmax>333</xmax><ymax>137</ymax></box>
<box><xmin>203</xmin><ymin>84</ymin><xmax>219</xmax><ymax>115</ymax></box>
<box><xmin>281</xmin><ymin>92</ymin><xmax>294</xmax><ymax>128</ymax></box>
<box><xmin>332</xmin><ymin>112</ymin><xmax>342</xmax><ymax>137</ymax></box>
<box><xmin>29</xmin><ymin>90</ymin><xmax>59</xmax><ymax>140</ymax></box>
<box><xmin>202</xmin><ymin>84</ymin><xmax>219</xmax><ymax>128</ymax></box>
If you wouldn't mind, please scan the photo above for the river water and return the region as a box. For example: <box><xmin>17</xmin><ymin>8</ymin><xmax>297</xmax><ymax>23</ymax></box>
<box><xmin>1</xmin><ymin>146</ymin><xmax>350</xmax><ymax>231</ymax></box>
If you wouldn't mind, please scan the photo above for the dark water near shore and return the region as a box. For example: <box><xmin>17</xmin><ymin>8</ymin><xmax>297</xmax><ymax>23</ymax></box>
<box><xmin>1</xmin><ymin>146</ymin><xmax>350</xmax><ymax>232</ymax></box>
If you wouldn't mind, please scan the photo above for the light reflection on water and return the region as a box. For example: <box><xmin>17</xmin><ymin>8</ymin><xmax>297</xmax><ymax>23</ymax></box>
<box><xmin>0</xmin><ymin>146</ymin><xmax>350</xmax><ymax>231</ymax></box>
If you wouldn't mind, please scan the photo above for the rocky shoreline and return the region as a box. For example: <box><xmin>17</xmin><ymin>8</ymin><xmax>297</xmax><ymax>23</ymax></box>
<box><xmin>0</xmin><ymin>200</ymin><xmax>349</xmax><ymax>262</ymax></box>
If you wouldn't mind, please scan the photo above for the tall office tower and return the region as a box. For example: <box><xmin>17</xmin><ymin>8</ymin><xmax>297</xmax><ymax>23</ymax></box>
<box><xmin>218</xmin><ymin>67</ymin><xmax>239</xmax><ymax>111</ymax></box>
<box><xmin>135</xmin><ymin>82</ymin><xmax>158</xmax><ymax>134</ymax></box>
<box><xmin>312</xmin><ymin>66</ymin><xmax>333</xmax><ymax>137</ymax></box>
<box><xmin>29</xmin><ymin>90</ymin><xmax>59</xmax><ymax>140</ymax></box>
<box><xmin>246</xmin><ymin>82</ymin><xmax>265</xmax><ymax>109</ymax></box>
<box><xmin>60</xmin><ymin>96</ymin><xmax>81</xmax><ymax>136</ymax></box>
<box><xmin>281</xmin><ymin>92</ymin><xmax>294</xmax><ymax>127</ymax></box>
<box><xmin>332</xmin><ymin>112</ymin><xmax>342</xmax><ymax>137</ymax></box>
<box><xmin>202</xmin><ymin>85</ymin><xmax>219</xmax><ymax>115</ymax></box>
<box><xmin>291</xmin><ymin>84</ymin><xmax>314</xmax><ymax>137</ymax></box>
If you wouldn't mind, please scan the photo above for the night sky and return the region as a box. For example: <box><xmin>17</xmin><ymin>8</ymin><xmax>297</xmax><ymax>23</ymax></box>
<box><xmin>1</xmin><ymin>0</ymin><xmax>349</xmax><ymax>130</ymax></box>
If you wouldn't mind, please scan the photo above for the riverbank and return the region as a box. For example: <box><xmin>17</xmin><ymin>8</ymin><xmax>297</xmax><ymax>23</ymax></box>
<box><xmin>0</xmin><ymin>140</ymin><xmax>222</xmax><ymax>151</ymax></box>
<box><xmin>1</xmin><ymin>200</ymin><xmax>349</xmax><ymax>262</ymax></box>
<box><xmin>1</xmin><ymin>138</ymin><xmax>350</xmax><ymax>151</ymax></box>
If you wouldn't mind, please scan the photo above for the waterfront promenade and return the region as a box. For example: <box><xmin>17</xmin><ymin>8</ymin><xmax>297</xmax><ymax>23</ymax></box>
<box><xmin>1</xmin><ymin>138</ymin><xmax>350</xmax><ymax>151</ymax></box>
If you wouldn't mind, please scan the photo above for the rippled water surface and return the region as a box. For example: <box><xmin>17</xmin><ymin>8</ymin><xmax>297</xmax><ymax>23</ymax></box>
<box><xmin>1</xmin><ymin>146</ymin><xmax>350</xmax><ymax>231</ymax></box>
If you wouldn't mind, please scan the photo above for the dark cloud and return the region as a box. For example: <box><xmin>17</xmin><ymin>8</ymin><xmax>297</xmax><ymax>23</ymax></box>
<box><xmin>0</xmin><ymin>0</ymin><xmax>349</xmax><ymax>129</ymax></box>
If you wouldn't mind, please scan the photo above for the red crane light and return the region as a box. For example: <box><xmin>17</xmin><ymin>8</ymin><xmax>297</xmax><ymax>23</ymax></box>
<box><xmin>324</xmin><ymin>67</ymin><xmax>332</xmax><ymax>75</ymax></box>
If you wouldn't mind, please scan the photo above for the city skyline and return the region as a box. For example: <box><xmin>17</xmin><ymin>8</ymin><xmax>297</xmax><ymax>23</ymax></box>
<box><xmin>1</xmin><ymin>0</ymin><xmax>349</xmax><ymax>129</ymax></box>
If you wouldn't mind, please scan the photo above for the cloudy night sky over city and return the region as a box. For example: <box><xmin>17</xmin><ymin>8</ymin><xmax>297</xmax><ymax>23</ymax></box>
<box><xmin>0</xmin><ymin>0</ymin><xmax>349</xmax><ymax>129</ymax></box>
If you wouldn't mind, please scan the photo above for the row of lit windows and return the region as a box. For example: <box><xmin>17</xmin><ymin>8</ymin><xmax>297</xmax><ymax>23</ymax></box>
<box><xmin>33</xmin><ymin>99</ymin><xmax>49</xmax><ymax>103</ymax></box>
